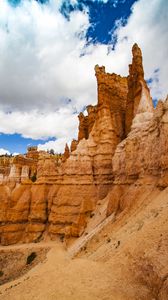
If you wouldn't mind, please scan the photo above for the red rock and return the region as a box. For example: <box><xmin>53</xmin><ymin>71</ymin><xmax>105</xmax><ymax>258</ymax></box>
<box><xmin>125</xmin><ymin>43</ymin><xmax>154</xmax><ymax>135</ymax></box>
<box><xmin>0</xmin><ymin>44</ymin><xmax>167</xmax><ymax>245</ymax></box>
<box><xmin>70</xmin><ymin>139</ymin><xmax>78</xmax><ymax>152</ymax></box>
<box><xmin>62</xmin><ymin>143</ymin><xmax>70</xmax><ymax>162</ymax></box>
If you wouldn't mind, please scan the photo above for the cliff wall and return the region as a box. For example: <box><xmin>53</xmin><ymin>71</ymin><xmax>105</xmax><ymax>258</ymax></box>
<box><xmin>1</xmin><ymin>44</ymin><xmax>165</xmax><ymax>246</ymax></box>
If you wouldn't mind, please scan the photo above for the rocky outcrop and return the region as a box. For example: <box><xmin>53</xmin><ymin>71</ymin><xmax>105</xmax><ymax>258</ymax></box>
<box><xmin>78</xmin><ymin>105</ymin><xmax>97</xmax><ymax>141</ymax></box>
<box><xmin>48</xmin><ymin>63</ymin><xmax>128</xmax><ymax>238</ymax></box>
<box><xmin>70</xmin><ymin>139</ymin><xmax>78</xmax><ymax>152</ymax></box>
<box><xmin>112</xmin><ymin>97</ymin><xmax>167</xmax><ymax>184</ymax></box>
<box><xmin>62</xmin><ymin>143</ymin><xmax>70</xmax><ymax>162</ymax></box>
<box><xmin>0</xmin><ymin>157</ymin><xmax>11</xmax><ymax>183</ymax></box>
<box><xmin>0</xmin><ymin>147</ymin><xmax>39</xmax><ymax>185</ymax></box>
<box><xmin>0</xmin><ymin>44</ymin><xmax>167</xmax><ymax>246</ymax></box>
<box><xmin>125</xmin><ymin>43</ymin><xmax>154</xmax><ymax>135</ymax></box>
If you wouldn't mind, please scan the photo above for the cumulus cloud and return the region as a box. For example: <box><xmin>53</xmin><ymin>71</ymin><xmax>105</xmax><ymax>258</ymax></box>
<box><xmin>38</xmin><ymin>137</ymin><xmax>71</xmax><ymax>153</ymax></box>
<box><xmin>0</xmin><ymin>107</ymin><xmax>78</xmax><ymax>140</ymax></box>
<box><xmin>113</xmin><ymin>0</ymin><xmax>168</xmax><ymax>100</ymax></box>
<box><xmin>0</xmin><ymin>148</ymin><xmax>10</xmax><ymax>155</ymax></box>
<box><xmin>0</xmin><ymin>0</ymin><xmax>167</xmax><ymax>153</ymax></box>
<box><xmin>0</xmin><ymin>0</ymin><xmax>91</xmax><ymax>112</ymax></box>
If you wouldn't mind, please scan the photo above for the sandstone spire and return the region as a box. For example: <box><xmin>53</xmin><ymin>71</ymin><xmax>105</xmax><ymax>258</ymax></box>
<box><xmin>125</xmin><ymin>43</ymin><xmax>154</xmax><ymax>135</ymax></box>
<box><xmin>77</xmin><ymin>106</ymin><xmax>97</xmax><ymax>142</ymax></box>
<box><xmin>0</xmin><ymin>44</ymin><xmax>161</xmax><ymax>245</ymax></box>
<box><xmin>78</xmin><ymin>112</ymin><xmax>88</xmax><ymax>141</ymax></box>
<box><xmin>62</xmin><ymin>143</ymin><xmax>70</xmax><ymax>162</ymax></box>
<box><xmin>70</xmin><ymin>139</ymin><xmax>78</xmax><ymax>152</ymax></box>
<box><xmin>131</xmin><ymin>43</ymin><xmax>144</xmax><ymax>79</ymax></box>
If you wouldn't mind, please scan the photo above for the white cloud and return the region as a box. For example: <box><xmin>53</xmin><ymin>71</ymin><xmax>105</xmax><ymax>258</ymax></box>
<box><xmin>112</xmin><ymin>0</ymin><xmax>126</xmax><ymax>7</ymax></box>
<box><xmin>0</xmin><ymin>0</ymin><xmax>91</xmax><ymax>112</ymax></box>
<box><xmin>112</xmin><ymin>0</ymin><xmax>168</xmax><ymax>100</ymax></box>
<box><xmin>0</xmin><ymin>107</ymin><xmax>78</xmax><ymax>140</ymax></box>
<box><xmin>0</xmin><ymin>148</ymin><xmax>10</xmax><ymax>155</ymax></box>
<box><xmin>12</xmin><ymin>152</ymin><xmax>19</xmax><ymax>156</ymax></box>
<box><xmin>38</xmin><ymin>137</ymin><xmax>71</xmax><ymax>153</ymax></box>
<box><xmin>0</xmin><ymin>0</ymin><xmax>167</xmax><ymax>153</ymax></box>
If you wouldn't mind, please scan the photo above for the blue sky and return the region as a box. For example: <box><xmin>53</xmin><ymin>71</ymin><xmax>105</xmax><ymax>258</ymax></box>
<box><xmin>0</xmin><ymin>0</ymin><xmax>167</xmax><ymax>154</ymax></box>
<box><xmin>60</xmin><ymin>0</ymin><xmax>137</xmax><ymax>44</ymax></box>
<box><xmin>0</xmin><ymin>133</ymin><xmax>55</xmax><ymax>154</ymax></box>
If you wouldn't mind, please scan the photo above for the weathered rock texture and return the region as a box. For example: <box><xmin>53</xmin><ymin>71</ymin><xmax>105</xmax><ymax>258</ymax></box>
<box><xmin>125</xmin><ymin>43</ymin><xmax>154</xmax><ymax>135</ymax></box>
<box><xmin>0</xmin><ymin>147</ymin><xmax>39</xmax><ymax>185</ymax></box>
<box><xmin>48</xmin><ymin>63</ymin><xmax>128</xmax><ymax>238</ymax></box>
<box><xmin>78</xmin><ymin>105</ymin><xmax>97</xmax><ymax>141</ymax></box>
<box><xmin>0</xmin><ymin>43</ymin><xmax>167</xmax><ymax>248</ymax></box>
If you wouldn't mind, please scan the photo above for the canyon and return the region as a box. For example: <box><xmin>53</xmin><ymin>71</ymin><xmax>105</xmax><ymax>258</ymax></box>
<box><xmin>0</xmin><ymin>44</ymin><xmax>168</xmax><ymax>299</ymax></box>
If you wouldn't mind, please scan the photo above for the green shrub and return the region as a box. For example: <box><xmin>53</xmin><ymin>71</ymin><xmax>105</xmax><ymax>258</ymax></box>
<box><xmin>31</xmin><ymin>174</ymin><xmax>37</xmax><ymax>182</ymax></box>
<box><xmin>59</xmin><ymin>234</ymin><xmax>65</xmax><ymax>242</ymax></box>
<box><xmin>0</xmin><ymin>270</ymin><xmax>4</xmax><ymax>277</ymax></box>
<box><xmin>26</xmin><ymin>252</ymin><xmax>37</xmax><ymax>265</ymax></box>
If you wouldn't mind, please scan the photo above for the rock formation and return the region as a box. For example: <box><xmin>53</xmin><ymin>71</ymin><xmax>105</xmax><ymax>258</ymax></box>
<box><xmin>0</xmin><ymin>147</ymin><xmax>39</xmax><ymax>184</ymax></box>
<box><xmin>0</xmin><ymin>43</ymin><xmax>167</xmax><ymax>247</ymax></box>
<box><xmin>70</xmin><ymin>139</ymin><xmax>78</xmax><ymax>152</ymax></box>
<box><xmin>125</xmin><ymin>43</ymin><xmax>154</xmax><ymax>135</ymax></box>
<box><xmin>62</xmin><ymin>143</ymin><xmax>70</xmax><ymax>162</ymax></box>
<box><xmin>78</xmin><ymin>105</ymin><xmax>97</xmax><ymax>141</ymax></box>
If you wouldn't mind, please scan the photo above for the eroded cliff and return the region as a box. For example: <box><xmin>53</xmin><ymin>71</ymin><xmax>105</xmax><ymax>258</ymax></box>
<box><xmin>0</xmin><ymin>43</ymin><xmax>167</xmax><ymax>248</ymax></box>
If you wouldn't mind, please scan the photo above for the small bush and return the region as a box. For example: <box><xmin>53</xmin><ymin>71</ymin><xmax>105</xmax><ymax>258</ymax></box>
<box><xmin>31</xmin><ymin>174</ymin><xmax>37</xmax><ymax>182</ymax></box>
<box><xmin>59</xmin><ymin>234</ymin><xmax>65</xmax><ymax>242</ymax></box>
<box><xmin>26</xmin><ymin>252</ymin><xmax>37</xmax><ymax>265</ymax></box>
<box><xmin>0</xmin><ymin>270</ymin><xmax>4</xmax><ymax>277</ymax></box>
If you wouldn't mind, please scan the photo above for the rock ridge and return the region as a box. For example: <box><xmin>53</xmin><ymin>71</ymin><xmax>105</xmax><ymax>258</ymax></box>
<box><xmin>1</xmin><ymin>44</ymin><xmax>167</xmax><ymax>246</ymax></box>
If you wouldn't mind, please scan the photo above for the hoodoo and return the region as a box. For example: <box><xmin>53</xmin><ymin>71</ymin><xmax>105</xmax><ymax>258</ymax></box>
<box><xmin>0</xmin><ymin>44</ymin><xmax>167</xmax><ymax>248</ymax></box>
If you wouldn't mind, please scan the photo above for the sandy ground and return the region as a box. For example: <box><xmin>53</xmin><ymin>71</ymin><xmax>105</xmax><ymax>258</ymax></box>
<box><xmin>0</xmin><ymin>186</ymin><xmax>168</xmax><ymax>299</ymax></box>
<box><xmin>0</xmin><ymin>241</ymin><xmax>124</xmax><ymax>300</ymax></box>
<box><xmin>0</xmin><ymin>240</ymin><xmax>155</xmax><ymax>300</ymax></box>
<box><xmin>0</xmin><ymin>243</ymin><xmax>49</xmax><ymax>285</ymax></box>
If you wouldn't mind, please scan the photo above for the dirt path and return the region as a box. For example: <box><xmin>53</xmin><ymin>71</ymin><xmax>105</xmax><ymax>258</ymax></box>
<box><xmin>0</xmin><ymin>241</ymin><xmax>58</xmax><ymax>251</ymax></box>
<box><xmin>1</xmin><ymin>188</ymin><xmax>168</xmax><ymax>300</ymax></box>
<box><xmin>0</xmin><ymin>242</ymin><xmax>125</xmax><ymax>300</ymax></box>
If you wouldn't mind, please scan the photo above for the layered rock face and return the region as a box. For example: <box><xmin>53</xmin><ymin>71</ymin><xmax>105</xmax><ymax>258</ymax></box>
<box><xmin>0</xmin><ymin>43</ymin><xmax>167</xmax><ymax>246</ymax></box>
<box><xmin>0</xmin><ymin>147</ymin><xmax>39</xmax><ymax>184</ymax></box>
<box><xmin>0</xmin><ymin>157</ymin><xmax>11</xmax><ymax>182</ymax></box>
<box><xmin>125</xmin><ymin>43</ymin><xmax>154</xmax><ymax>135</ymax></box>
<box><xmin>78</xmin><ymin>105</ymin><xmax>97</xmax><ymax>141</ymax></box>
<box><xmin>111</xmin><ymin>97</ymin><xmax>168</xmax><ymax>189</ymax></box>
<box><xmin>48</xmin><ymin>64</ymin><xmax>128</xmax><ymax>238</ymax></box>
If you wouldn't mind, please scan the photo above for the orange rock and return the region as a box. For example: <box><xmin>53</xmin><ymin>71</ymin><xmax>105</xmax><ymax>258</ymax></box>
<box><xmin>70</xmin><ymin>139</ymin><xmax>78</xmax><ymax>152</ymax></box>
<box><xmin>125</xmin><ymin>43</ymin><xmax>154</xmax><ymax>135</ymax></box>
<box><xmin>48</xmin><ymin>58</ymin><xmax>128</xmax><ymax>238</ymax></box>
<box><xmin>0</xmin><ymin>44</ymin><xmax>167</xmax><ymax>245</ymax></box>
<box><xmin>78</xmin><ymin>105</ymin><xmax>97</xmax><ymax>142</ymax></box>
<box><xmin>62</xmin><ymin>143</ymin><xmax>70</xmax><ymax>162</ymax></box>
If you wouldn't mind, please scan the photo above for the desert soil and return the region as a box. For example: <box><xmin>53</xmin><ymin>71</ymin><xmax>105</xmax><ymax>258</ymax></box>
<box><xmin>0</xmin><ymin>187</ymin><xmax>168</xmax><ymax>300</ymax></box>
<box><xmin>0</xmin><ymin>241</ymin><xmax>126</xmax><ymax>300</ymax></box>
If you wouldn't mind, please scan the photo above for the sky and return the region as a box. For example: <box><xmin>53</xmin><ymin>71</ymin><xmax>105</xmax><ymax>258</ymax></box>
<box><xmin>0</xmin><ymin>0</ymin><xmax>167</xmax><ymax>155</ymax></box>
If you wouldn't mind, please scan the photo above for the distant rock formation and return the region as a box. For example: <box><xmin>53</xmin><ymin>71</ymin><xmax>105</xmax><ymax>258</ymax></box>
<box><xmin>62</xmin><ymin>143</ymin><xmax>70</xmax><ymax>162</ymax></box>
<box><xmin>0</xmin><ymin>147</ymin><xmax>39</xmax><ymax>184</ymax></box>
<box><xmin>1</xmin><ymin>44</ymin><xmax>167</xmax><ymax>246</ymax></box>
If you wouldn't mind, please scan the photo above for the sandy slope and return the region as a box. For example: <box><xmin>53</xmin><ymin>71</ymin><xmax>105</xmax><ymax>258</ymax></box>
<box><xmin>0</xmin><ymin>186</ymin><xmax>168</xmax><ymax>300</ymax></box>
<box><xmin>0</xmin><ymin>242</ymin><xmax>122</xmax><ymax>300</ymax></box>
